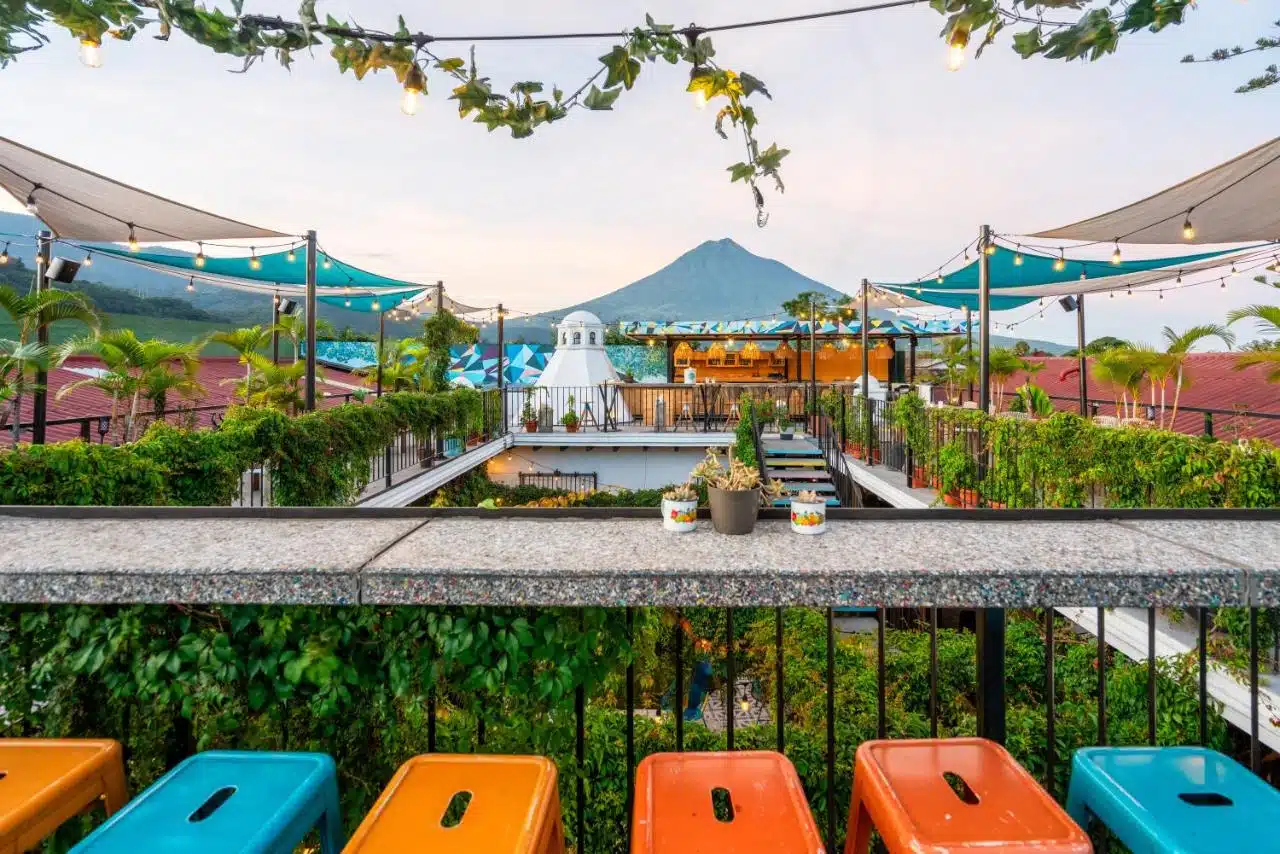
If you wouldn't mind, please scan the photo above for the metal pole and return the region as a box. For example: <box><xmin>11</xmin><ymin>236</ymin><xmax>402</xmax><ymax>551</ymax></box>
<box><xmin>32</xmin><ymin>230</ymin><xmax>52</xmax><ymax>445</ymax></box>
<box><xmin>978</xmin><ymin>224</ymin><xmax>992</xmax><ymax>413</ymax></box>
<box><xmin>860</xmin><ymin>279</ymin><xmax>872</xmax><ymax>455</ymax></box>
<box><xmin>375</xmin><ymin>310</ymin><xmax>385</xmax><ymax>397</ymax></box>
<box><xmin>964</xmin><ymin>305</ymin><xmax>973</xmax><ymax>403</ymax></box>
<box><xmin>1076</xmin><ymin>294</ymin><xmax>1088</xmax><ymax>415</ymax></box>
<box><xmin>271</xmin><ymin>293</ymin><xmax>280</xmax><ymax>365</ymax></box>
<box><xmin>496</xmin><ymin>303</ymin><xmax>505</xmax><ymax>425</ymax></box>
<box><xmin>809</xmin><ymin>298</ymin><xmax>817</xmax><ymax>422</ymax></box>
<box><xmin>435</xmin><ymin>280</ymin><xmax>444</xmax><ymax>315</ymax></box>
<box><xmin>977</xmin><ymin>608</ymin><xmax>1007</xmax><ymax>744</ymax></box>
<box><xmin>304</xmin><ymin>230</ymin><xmax>318</xmax><ymax>411</ymax></box>
<box><xmin>909</xmin><ymin>334</ymin><xmax>918</xmax><ymax>384</ymax></box>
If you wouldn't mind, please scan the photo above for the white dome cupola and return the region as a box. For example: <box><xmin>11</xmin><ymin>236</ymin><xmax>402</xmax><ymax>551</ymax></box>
<box><xmin>556</xmin><ymin>310</ymin><xmax>606</xmax><ymax>351</ymax></box>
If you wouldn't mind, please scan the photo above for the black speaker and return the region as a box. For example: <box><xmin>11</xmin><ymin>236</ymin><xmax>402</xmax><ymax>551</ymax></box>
<box><xmin>276</xmin><ymin>298</ymin><xmax>299</xmax><ymax>316</ymax></box>
<box><xmin>45</xmin><ymin>257</ymin><xmax>81</xmax><ymax>284</ymax></box>
<box><xmin>1058</xmin><ymin>296</ymin><xmax>1078</xmax><ymax>313</ymax></box>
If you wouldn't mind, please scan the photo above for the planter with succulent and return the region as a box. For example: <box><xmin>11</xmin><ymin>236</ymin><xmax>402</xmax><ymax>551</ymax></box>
<box><xmin>521</xmin><ymin>389</ymin><xmax>539</xmax><ymax>433</ymax></box>
<box><xmin>661</xmin><ymin>483</ymin><xmax>699</xmax><ymax>533</ymax></box>
<box><xmin>691</xmin><ymin>448</ymin><xmax>783</xmax><ymax>535</ymax></box>
<box><xmin>561</xmin><ymin>394</ymin><xmax>580</xmax><ymax>433</ymax></box>
<box><xmin>790</xmin><ymin>489</ymin><xmax>828</xmax><ymax>535</ymax></box>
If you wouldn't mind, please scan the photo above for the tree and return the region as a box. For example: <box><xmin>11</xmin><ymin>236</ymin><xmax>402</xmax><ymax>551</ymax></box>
<box><xmin>1226</xmin><ymin>305</ymin><xmax>1280</xmax><ymax>383</ymax></box>
<box><xmin>273</xmin><ymin>314</ymin><xmax>336</xmax><ymax>363</ymax></box>
<box><xmin>935</xmin><ymin>1</ymin><xmax>1278</xmax><ymax>94</ymax></box>
<box><xmin>933</xmin><ymin>336</ymin><xmax>975</xmax><ymax>404</ymax></box>
<box><xmin>1</xmin><ymin>5</ymin><xmax>785</xmax><ymax>221</ymax></box>
<box><xmin>1160</xmin><ymin>324</ymin><xmax>1235</xmax><ymax>427</ymax></box>
<box><xmin>780</xmin><ymin>291</ymin><xmax>857</xmax><ymax>326</ymax></box>
<box><xmin>1013</xmin><ymin>340</ymin><xmax>1030</xmax><ymax>357</ymax></box>
<box><xmin>0</xmin><ymin>284</ymin><xmax>99</xmax><ymax>443</ymax></box>
<box><xmin>987</xmin><ymin>347</ymin><xmax>1027</xmax><ymax>411</ymax></box>
<box><xmin>1064</xmin><ymin>336</ymin><xmax>1131</xmax><ymax>358</ymax></box>
<box><xmin>419</xmin><ymin>310</ymin><xmax>479</xmax><ymax>392</ymax></box>
<box><xmin>212</xmin><ymin>326</ymin><xmax>273</xmax><ymax>404</ymax></box>
<box><xmin>1008</xmin><ymin>382</ymin><xmax>1053</xmax><ymax>416</ymax></box>
<box><xmin>1091</xmin><ymin>347</ymin><xmax>1148</xmax><ymax>419</ymax></box>
<box><xmin>237</xmin><ymin>355</ymin><xmax>312</xmax><ymax>414</ymax></box>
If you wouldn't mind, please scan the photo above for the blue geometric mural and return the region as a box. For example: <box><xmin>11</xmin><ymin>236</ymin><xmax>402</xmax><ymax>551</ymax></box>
<box><xmin>447</xmin><ymin>344</ymin><xmax>550</xmax><ymax>388</ymax></box>
<box><xmin>312</xmin><ymin>341</ymin><xmax>377</xmax><ymax>370</ymax></box>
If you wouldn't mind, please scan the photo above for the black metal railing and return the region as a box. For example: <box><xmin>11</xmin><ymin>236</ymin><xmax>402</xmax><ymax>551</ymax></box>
<box><xmin>519</xmin><ymin>471</ymin><xmax>599</xmax><ymax>492</ymax></box>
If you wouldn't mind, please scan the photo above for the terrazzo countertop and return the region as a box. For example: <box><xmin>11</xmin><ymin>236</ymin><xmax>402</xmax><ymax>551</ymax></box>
<box><xmin>0</xmin><ymin>511</ymin><xmax>1276</xmax><ymax>607</ymax></box>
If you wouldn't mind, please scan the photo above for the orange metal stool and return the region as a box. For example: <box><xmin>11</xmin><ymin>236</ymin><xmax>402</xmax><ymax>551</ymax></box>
<box><xmin>845</xmin><ymin>738</ymin><xmax>1091</xmax><ymax>854</ymax></box>
<box><xmin>632</xmin><ymin>751</ymin><xmax>824</xmax><ymax>853</ymax></box>
<box><xmin>0</xmin><ymin>739</ymin><xmax>128</xmax><ymax>854</ymax></box>
<box><xmin>342</xmin><ymin>754</ymin><xmax>564</xmax><ymax>853</ymax></box>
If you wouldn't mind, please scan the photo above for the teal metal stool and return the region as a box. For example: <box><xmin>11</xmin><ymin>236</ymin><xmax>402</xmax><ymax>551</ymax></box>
<box><xmin>1066</xmin><ymin>746</ymin><xmax>1280</xmax><ymax>853</ymax></box>
<box><xmin>70</xmin><ymin>751</ymin><xmax>343</xmax><ymax>854</ymax></box>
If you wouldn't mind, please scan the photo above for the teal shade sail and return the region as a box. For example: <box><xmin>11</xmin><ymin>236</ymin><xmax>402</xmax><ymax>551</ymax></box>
<box><xmin>88</xmin><ymin>243</ymin><xmax>419</xmax><ymax>289</ymax></box>
<box><xmin>316</xmin><ymin>291</ymin><xmax>422</xmax><ymax>312</ymax></box>
<box><xmin>876</xmin><ymin>244</ymin><xmax>1253</xmax><ymax>292</ymax></box>
<box><xmin>877</xmin><ymin>288</ymin><xmax>1038</xmax><ymax>311</ymax></box>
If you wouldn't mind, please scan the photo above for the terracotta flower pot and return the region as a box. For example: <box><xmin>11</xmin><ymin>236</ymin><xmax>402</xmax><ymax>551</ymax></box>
<box><xmin>565</xmin><ymin>422</ymin><xmax>579</xmax><ymax>433</ymax></box>
<box><xmin>708</xmin><ymin>486</ymin><xmax>760</xmax><ymax>535</ymax></box>
<box><xmin>943</xmin><ymin>489</ymin><xmax>979</xmax><ymax>509</ymax></box>
<box><xmin>524</xmin><ymin>419</ymin><xmax>539</xmax><ymax>433</ymax></box>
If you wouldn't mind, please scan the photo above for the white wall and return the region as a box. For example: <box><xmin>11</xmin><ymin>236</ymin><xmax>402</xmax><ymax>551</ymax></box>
<box><xmin>485</xmin><ymin>446</ymin><xmax>711</xmax><ymax>492</ymax></box>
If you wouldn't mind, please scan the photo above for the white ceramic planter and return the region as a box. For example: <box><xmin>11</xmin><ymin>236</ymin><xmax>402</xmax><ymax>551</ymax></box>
<box><xmin>662</xmin><ymin>499</ymin><xmax>698</xmax><ymax>533</ymax></box>
<box><xmin>790</xmin><ymin>500</ymin><xmax>827</xmax><ymax>535</ymax></box>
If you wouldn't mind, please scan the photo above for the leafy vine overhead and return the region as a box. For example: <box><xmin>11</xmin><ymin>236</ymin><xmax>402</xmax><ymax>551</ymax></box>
<box><xmin>935</xmin><ymin>0</ymin><xmax>1277</xmax><ymax>93</ymax></box>
<box><xmin>3</xmin><ymin>2</ymin><xmax>788</xmax><ymax>226</ymax></box>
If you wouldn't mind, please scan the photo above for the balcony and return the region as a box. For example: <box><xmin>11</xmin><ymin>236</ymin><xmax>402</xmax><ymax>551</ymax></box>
<box><xmin>1</xmin><ymin>507</ymin><xmax>1276</xmax><ymax>851</ymax></box>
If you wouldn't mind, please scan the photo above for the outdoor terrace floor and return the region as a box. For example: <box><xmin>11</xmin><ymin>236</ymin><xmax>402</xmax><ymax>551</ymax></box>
<box><xmin>0</xmin><ymin>508</ymin><xmax>1276</xmax><ymax>607</ymax></box>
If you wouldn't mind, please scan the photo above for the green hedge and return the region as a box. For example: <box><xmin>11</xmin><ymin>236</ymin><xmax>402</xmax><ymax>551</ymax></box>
<box><xmin>889</xmin><ymin>405</ymin><xmax>1280</xmax><ymax>508</ymax></box>
<box><xmin>0</xmin><ymin>389</ymin><xmax>484</xmax><ymax>507</ymax></box>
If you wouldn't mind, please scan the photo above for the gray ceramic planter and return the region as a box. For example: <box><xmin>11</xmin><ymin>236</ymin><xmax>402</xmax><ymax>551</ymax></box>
<box><xmin>708</xmin><ymin>486</ymin><xmax>761</xmax><ymax>535</ymax></box>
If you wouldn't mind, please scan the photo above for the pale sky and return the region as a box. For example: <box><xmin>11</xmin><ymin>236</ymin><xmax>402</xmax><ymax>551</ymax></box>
<box><xmin>2</xmin><ymin>1</ymin><xmax>1277</xmax><ymax>346</ymax></box>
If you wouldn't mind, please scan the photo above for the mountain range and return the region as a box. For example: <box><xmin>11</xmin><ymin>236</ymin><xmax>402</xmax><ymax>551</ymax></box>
<box><xmin>0</xmin><ymin>213</ymin><xmax>1068</xmax><ymax>352</ymax></box>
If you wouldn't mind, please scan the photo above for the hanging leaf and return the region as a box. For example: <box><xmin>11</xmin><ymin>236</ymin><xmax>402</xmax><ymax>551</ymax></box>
<box><xmin>600</xmin><ymin>45</ymin><xmax>641</xmax><ymax>89</ymax></box>
<box><xmin>583</xmin><ymin>84</ymin><xmax>622</xmax><ymax>110</ymax></box>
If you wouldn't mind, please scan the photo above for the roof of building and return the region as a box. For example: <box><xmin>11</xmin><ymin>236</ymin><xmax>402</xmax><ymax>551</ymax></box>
<box><xmin>560</xmin><ymin>310</ymin><xmax>602</xmax><ymax>325</ymax></box>
<box><xmin>1003</xmin><ymin>354</ymin><xmax>1280</xmax><ymax>443</ymax></box>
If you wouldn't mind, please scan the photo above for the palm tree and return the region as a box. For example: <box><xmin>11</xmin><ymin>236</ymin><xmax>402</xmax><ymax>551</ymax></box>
<box><xmin>1092</xmin><ymin>347</ymin><xmax>1150</xmax><ymax>419</ymax></box>
<box><xmin>987</xmin><ymin>347</ymin><xmax>1027</xmax><ymax>412</ymax></box>
<box><xmin>272</xmin><ymin>313</ymin><xmax>336</xmax><ymax>363</ymax></box>
<box><xmin>212</xmin><ymin>326</ymin><xmax>273</xmax><ymax>403</ymax></box>
<box><xmin>0</xmin><ymin>339</ymin><xmax>50</xmax><ymax>435</ymax></box>
<box><xmin>0</xmin><ymin>285</ymin><xmax>99</xmax><ymax>443</ymax></box>
<box><xmin>1226</xmin><ymin>305</ymin><xmax>1280</xmax><ymax>383</ymax></box>
<box><xmin>60</xmin><ymin>330</ymin><xmax>205</xmax><ymax>442</ymax></box>
<box><xmin>233</xmin><ymin>353</ymin><xmax>317</xmax><ymax>414</ymax></box>
<box><xmin>360</xmin><ymin>338</ymin><xmax>418</xmax><ymax>393</ymax></box>
<box><xmin>1160</xmin><ymin>324</ymin><xmax>1235</xmax><ymax>427</ymax></box>
<box><xmin>934</xmin><ymin>336</ymin><xmax>974</xmax><ymax>404</ymax></box>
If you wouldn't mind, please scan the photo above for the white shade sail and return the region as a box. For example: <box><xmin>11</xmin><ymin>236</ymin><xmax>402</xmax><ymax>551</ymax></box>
<box><xmin>0</xmin><ymin>136</ymin><xmax>287</xmax><ymax>242</ymax></box>
<box><xmin>401</xmin><ymin>288</ymin><xmax>486</xmax><ymax>316</ymax></box>
<box><xmin>1031</xmin><ymin>137</ymin><xmax>1280</xmax><ymax>244</ymax></box>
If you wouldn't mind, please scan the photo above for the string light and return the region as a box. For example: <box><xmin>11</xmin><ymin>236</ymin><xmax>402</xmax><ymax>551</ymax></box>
<box><xmin>1175</xmin><ymin>270</ymin><xmax>1182</xmax><ymax>284</ymax></box>
<box><xmin>947</xmin><ymin>25</ymin><xmax>970</xmax><ymax>71</ymax></box>
<box><xmin>1127</xmin><ymin>288</ymin><xmax>1132</xmax><ymax>296</ymax></box>
<box><xmin>1182</xmin><ymin>212</ymin><xmax>1196</xmax><ymax>241</ymax></box>
<box><xmin>963</xmin><ymin>248</ymin><xmax>970</xmax><ymax>262</ymax></box>
<box><xmin>1013</xmin><ymin>245</ymin><xmax>1023</xmax><ymax>266</ymax></box>
<box><xmin>127</xmin><ymin>224</ymin><xmax>139</xmax><ymax>252</ymax></box>
<box><xmin>344</xmin><ymin>299</ymin><xmax>352</xmax><ymax>308</ymax></box>
<box><xmin>1079</xmin><ymin>266</ymin><xmax>1087</xmax><ymax>281</ymax></box>
<box><xmin>1159</xmin><ymin>291</ymin><xmax>1164</xmax><ymax>300</ymax></box>
<box><xmin>322</xmin><ymin>255</ymin><xmax>332</xmax><ymax>270</ymax></box>
<box><xmin>1053</xmin><ymin>250</ymin><xmax>1066</xmax><ymax>272</ymax></box>
<box><xmin>401</xmin><ymin>64</ymin><xmax>426</xmax><ymax>115</ymax></box>
<box><xmin>1111</xmin><ymin>241</ymin><xmax>1121</xmax><ymax>264</ymax></box>
<box><xmin>1220</xmin><ymin>277</ymin><xmax>1226</xmax><ymax>289</ymax></box>
<box><xmin>25</xmin><ymin>188</ymin><xmax>39</xmax><ymax>216</ymax></box>
<box><xmin>984</xmin><ymin>242</ymin><xmax>996</xmax><ymax>256</ymax></box>
<box><xmin>82</xmin><ymin>251</ymin><xmax>93</xmax><ymax>267</ymax></box>
<box><xmin>78</xmin><ymin>35</ymin><xmax>102</xmax><ymax>67</ymax></box>
<box><xmin>371</xmin><ymin>300</ymin><xmax>382</xmax><ymax>311</ymax></box>
<box><xmin>1109</xmin><ymin>291</ymin><xmax>1114</xmax><ymax>299</ymax></box>
<box><xmin>249</xmin><ymin>247</ymin><xmax>262</xmax><ymax>271</ymax></box>
<box><xmin>1230</xmin><ymin>263</ymin><xmax>1238</xmax><ymax>276</ymax></box>
<box><xmin>185</xmin><ymin>277</ymin><xmax>195</xmax><ymax>293</ymax></box>
<box><xmin>935</xmin><ymin>274</ymin><xmax>943</xmax><ymax>284</ymax></box>
<box><xmin>0</xmin><ymin>243</ymin><xmax>8</xmax><ymax>265</ymax></box>
<box><xmin>286</xmin><ymin>247</ymin><xmax>297</xmax><ymax>263</ymax></box>
<box><xmin>194</xmin><ymin>242</ymin><xmax>206</xmax><ymax>268</ymax></box>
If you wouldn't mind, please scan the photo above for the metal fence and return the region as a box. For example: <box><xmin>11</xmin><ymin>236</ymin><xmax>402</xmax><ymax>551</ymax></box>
<box><xmin>519</xmin><ymin>471</ymin><xmax>599</xmax><ymax>492</ymax></box>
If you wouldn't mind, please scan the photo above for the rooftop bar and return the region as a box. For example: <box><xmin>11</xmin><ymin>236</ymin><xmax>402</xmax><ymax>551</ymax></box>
<box><xmin>1</xmin><ymin>508</ymin><xmax>1276</xmax><ymax>607</ymax></box>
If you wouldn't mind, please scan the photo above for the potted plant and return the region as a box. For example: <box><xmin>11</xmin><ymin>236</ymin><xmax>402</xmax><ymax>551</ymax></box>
<box><xmin>662</xmin><ymin>483</ymin><xmax>699</xmax><ymax>533</ymax></box>
<box><xmin>561</xmin><ymin>394</ymin><xmax>580</xmax><ymax>433</ymax></box>
<box><xmin>691</xmin><ymin>448</ymin><xmax>782</xmax><ymax>535</ymax></box>
<box><xmin>521</xmin><ymin>389</ymin><xmax>539</xmax><ymax>433</ymax></box>
<box><xmin>938</xmin><ymin>438</ymin><xmax>978</xmax><ymax>508</ymax></box>
<box><xmin>790</xmin><ymin>489</ymin><xmax>827</xmax><ymax>535</ymax></box>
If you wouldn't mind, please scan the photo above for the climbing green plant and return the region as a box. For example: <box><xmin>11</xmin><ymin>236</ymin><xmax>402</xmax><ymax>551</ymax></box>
<box><xmin>3</xmin><ymin>3</ymin><xmax>786</xmax><ymax>222</ymax></box>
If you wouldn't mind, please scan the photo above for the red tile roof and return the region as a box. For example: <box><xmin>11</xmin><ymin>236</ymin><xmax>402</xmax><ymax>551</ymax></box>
<box><xmin>5</xmin><ymin>356</ymin><xmax>369</xmax><ymax>446</ymax></box>
<box><xmin>1002</xmin><ymin>354</ymin><xmax>1280</xmax><ymax>443</ymax></box>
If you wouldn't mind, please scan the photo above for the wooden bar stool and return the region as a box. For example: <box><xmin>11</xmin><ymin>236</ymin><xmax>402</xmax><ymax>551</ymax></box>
<box><xmin>845</xmin><ymin>738</ymin><xmax>1090</xmax><ymax>853</ymax></box>
<box><xmin>0</xmin><ymin>739</ymin><xmax>128</xmax><ymax>854</ymax></box>
<box><xmin>70</xmin><ymin>750</ymin><xmax>342</xmax><ymax>853</ymax></box>
<box><xmin>343</xmin><ymin>754</ymin><xmax>564</xmax><ymax>853</ymax></box>
<box><xmin>632</xmin><ymin>751</ymin><xmax>823</xmax><ymax>853</ymax></box>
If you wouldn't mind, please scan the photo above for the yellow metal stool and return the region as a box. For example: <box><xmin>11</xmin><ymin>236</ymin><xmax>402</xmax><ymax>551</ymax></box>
<box><xmin>0</xmin><ymin>739</ymin><xmax>128</xmax><ymax>854</ymax></box>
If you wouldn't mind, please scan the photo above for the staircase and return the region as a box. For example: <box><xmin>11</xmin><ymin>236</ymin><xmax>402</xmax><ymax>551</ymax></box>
<box><xmin>761</xmin><ymin>436</ymin><xmax>841</xmax><ymax>508</ymax></box>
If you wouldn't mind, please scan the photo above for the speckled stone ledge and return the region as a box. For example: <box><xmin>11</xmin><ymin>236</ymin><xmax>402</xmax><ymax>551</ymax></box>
<box><xmin>1</xmin><ymin>512</ymin><xmax>1275</xmax><ymax>607</ymax></box>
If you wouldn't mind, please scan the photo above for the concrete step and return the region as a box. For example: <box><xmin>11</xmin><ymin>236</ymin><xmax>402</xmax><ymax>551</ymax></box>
<box><xmin>767</xmin><ymin>467</ymin><xmax>832</xmax><ymax>479</ymax></box>
<box><xmin>771</xmin><ymin>496</ymin><xmax>841</xmax><ymax>507</ymax></box>
<box><xmin>780</xmin><ymin>482</ymin><xmax>836</xmax><ymax>493</ymax></box>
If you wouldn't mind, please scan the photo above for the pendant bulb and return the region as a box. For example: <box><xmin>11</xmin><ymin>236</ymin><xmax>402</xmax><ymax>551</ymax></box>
<box><xmin>127</xmin><ymin>224</ymin><xmax>139</xmax><ymax>252</ymax></box>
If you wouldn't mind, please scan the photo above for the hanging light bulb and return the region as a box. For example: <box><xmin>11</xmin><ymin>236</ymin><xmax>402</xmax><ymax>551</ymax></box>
<box><xmin>322</xmin><ymin>255</ymin><xmax>332</xmax><ymax>270</ymax></box>
<box><xmin>688</xmin><ymin>67</ymin><xmax>709</xmax><ymax>110</ymax></box>
<box><xmin>127</xmin><ymin>224</ymin><xmax>139</xmax><ymax>252</ymax></box>
<box><xmin>1053</xmin><ymin>250</ymin><xmax>1066</xmax><ymax>272</ymax></box>
<box><xmin>947</xmin><ymin>25</ymin><xmax>970</xmax><ymax>72</ymax></box>
<box><xmin>935</xmin><ymin>274</ymin><xmax>943</xmax><ymax>284</ymax></box>
<box><xmin>25</xmin><ymin>187</ymin><xmax>40</xmax><ymax>216</ymax></box>
<box><xmin>1230</xmin><ymin>263</ymin><xmax>1238</xmax><ymax>276</ymax></box>
<box><xmin>1013</xmin><ymin>245</ymin><xmax>1023</xmax><ymax>266</ymax></box>
<box><xmin>1111</xmin><ymin>241</ymin><xmax>1122</xmax><ymax>264</ymax></box>
<box><xmin>401</xmin><ymin>64</ymin><xmax>427</xmax><ymax>116</ymax></box>
<box><xmin>371</xmin><ymin>299</ymin><xmax>382</xmax><ymax>312</ymax></box>
<box><xmin>1175</xmin><ymin>270</ymin><xmax>1182</xmax><ymax>284</ymax></box>
<box><xmin>344</xmin><ymin>299</ymin><xmax>352</xmax><ymax>308</ymax></box>
<box><xmin>249</xmin><ymin>247</ymin><xmax>262</xmax><ymax>271</ymax></box>
<box><xmin>739</xmin><ymin>699</ymin><xmax>749</xmax><ymax>713</ymax></box>
<box><xmin>194</xmin><ymin>242</ymin><xmax>206</xmax><ymax>268</ymax></box>
<box><xmin>79</xmin><ymin>35</ymin><xmax>103</xmax><ymax>67</ymax></box>
<box><xmin>1127</xmin><ymin>288</ymin><xmax>1132</xmax><ymax>296</ymax></box>
<box><xmin>963</xmin><ymin>248</ymin><xmax>970</xmax><ymax>262</ymax></box>
<box><xmin>1159</xmin><ymin>291</ymin><xmax>1164</xmax><ymax>300</ymax></box>
<box><xmin>1182</xmin><ymin>213</ymin><xmax>1195</xmax><ymax>241</ymax></box>
<box><xmin>286</xmin><ymin>247</ymin><xmax>297</xmax><ymax>263</ymax></box>
<box><xmin>1109</xmin><ymin>291</ymin><xmax>1114</xmax><ymax>299</ymax></box>
<box><xmin>83</xmin><ymin>251</ymin><xmax>93</xmax><ymax>267</ymax></box>
<box><xmin>185</xmin><ymin>277</ymin><xmax>195</xmax><ymax>294</ymax></box>
<box><xmin>1220</xmin><ymin>278</ymin><xmax>1226</xmax><ymax>289</ymax></box>
<box><xmin>1079</xmin><ymin>266</ymin><xmax>1087</xmax><ymax>281</ymax></box>
<box><xmin>0</xmin><ymin>243</ymin><xmax>8</xmax><ymax>265</ymax></box>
